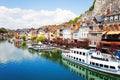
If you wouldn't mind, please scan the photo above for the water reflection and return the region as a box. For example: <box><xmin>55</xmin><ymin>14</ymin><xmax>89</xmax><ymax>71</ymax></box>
<box><xmin>39</xmin><ymin>50</ymin><xmax>63</xmax><ymax>64</ymax></box>
<box><xmin>62</xmin><ymin>59</ymin><xmax>120</xmax><ymax>80</ymax></box>
<box><xmin>0</xmin><ymin>41</ymin><xmax>37</xmax><ymax>64</ymax></box>
<box><xmin>1</xmin><ymin>41</ymin><xmax>120</xmax><ymax>80</ymax></box>
<box><xmin>14</xmin><ymin>41</ymin><xmax>27</xmax><ymax>49</ymax></box>
<box><xmin>37</xmin><ymin>50</ymin><xmax>120</xmax><ymax>80</ymax></box>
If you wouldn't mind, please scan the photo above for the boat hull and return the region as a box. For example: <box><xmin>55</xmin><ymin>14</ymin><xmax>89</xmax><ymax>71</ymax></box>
<box><xmin>62</xmin><ymin>55</ymin><xmax>120</xmax><ymax>76</ymax></box>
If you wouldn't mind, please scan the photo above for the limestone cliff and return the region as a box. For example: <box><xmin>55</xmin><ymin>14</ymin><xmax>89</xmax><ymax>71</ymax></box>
<box><xmin>81</xmin><ymin>0</ymin><xmax>120</xmax><ymax>20</ymax></box>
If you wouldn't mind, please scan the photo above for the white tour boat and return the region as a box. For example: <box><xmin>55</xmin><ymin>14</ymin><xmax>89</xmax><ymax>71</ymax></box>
<box><xmin>62</xmin><ymin>48</ymin><xmax>120</xmax><ymax>75</ymax></box>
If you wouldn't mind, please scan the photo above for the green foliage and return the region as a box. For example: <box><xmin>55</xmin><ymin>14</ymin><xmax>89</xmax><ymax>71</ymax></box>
<box><xmin>68</xmin><ymin>14</ymin><xmax>82</xmax><ymax>24</ymax></box>
<box><xmin>30</xmin><ymin>37</ymin><xmax>36</xmax><ymax>41</ymax></box>
<box><xmin>36</xmin><ymin>36</ymin><xmax>45</xmax><ymax>42</ymax></box>
<box><xmin>8</xmin><ymin>34</ymin><xmax>14</xmax><ymax>38</ymax></box>
<box><xmin>68</xmin><ymin>20</ymin><xmax>74</xmax><ymax>24</ymax></box>
<box><xmin>0</xmin><ymin>28</ymin><xmax>7</xmax><ymax>33</ymax></box>
<box><xmin>74</xmin><ymin>17</ymin><xmax>80</xmax><ymax>23</ymax></box>
<box><xmin>88</xmin><ymin>0</ymin><xmax>96</xmax><ymax>11</ymax></box>
<box><xmin>41</xmin><ymin>50</ymin><xmax>62</xmax><ymax>62</ymax></box>
<box><xmin>21</xmin><ymin>35</ymin><xmax>26</xmax><ymax>41</ymax></box>
<box><xmin>21</xmin><ymin>42</ymin><xmax>27</xmax><ymax>49</ymax></box>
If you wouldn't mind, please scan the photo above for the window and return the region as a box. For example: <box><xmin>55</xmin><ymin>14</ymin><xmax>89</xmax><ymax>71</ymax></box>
<box><xmin>74</xmin><ymin>51</ymin><xmax>76</xmax><ymax>53</ymax></box>
<box><xmin>100</xmin><ymin>64</ymin><xmax>103</xmax><ymax>67</ymax></box>
<box><xmin>77</xmin><ymin>51</ymin><xmax>79</xmax><ymax>54</ymax></box>
<box><xmin>118</xmin><ymin>66</ymin><xmax>120</xmax><ymax>69</ymax></box>
<box><xmin>110</xmin><ymin>66</ymin><xmax>115</xmax><ymax>69</ymax></box>
<box><xmin>90</xmin><ymin>62</ymin><xmax>91</xmax><ymax>64</ymax></box>
<box><xmin>74</xmin><ymin>57</ymin><xmax>75</xmax><ymax>59</ymax></box>
<box><xmin>110</xmin><ymin>16</ymin><xmax>114</xmax><ymax>22</ymax></box>
<box><xmin>119</xmin><ymin>15</ymin><xmax>120</xmax><ymax>21</ymax></box>
<box><xmin>79</xmin><ymin>52</ymin><xmax>82</xmax><ymax>55</ymax></box>
<box><xmin>76</xmin><ymin>58</ymin><xmax>78</xmax><ymax>60</ymax></box>
<box><xmin>96</xmin><ymin>63</ymin><xmax>99</xmax><ymax>66</ymax></box>
<box><xmin>83</xmin><ymin>52</ymin><xmax>85</xmax><ymax>56</ymax></box>
<box><xmin>92</xmin><ymin>62</ymin><xmax>95</xmax><ymax>65</ymax></box>
<box><xmin>104</xmin><ymin>65</ymin><xmax>109</xmax><ymax>68</ymax></box>
<box><xmin>79</xmin><ymin>59</ymin><xmax>81</xmax><ymax>61</ymax></box>
<box><xmin>114</xmin><ymin>15</ymin><xmax>118</xmax><ymax>21</ymax></box>
<box><xmin>83</xmin><ymin>60</ymin><xmax>85</xmax><ymax>62</ymax></box>
<box><xmin>71</xmin><ymin>50</ymin><xmax>73</xmax><ymax>53</ymax></box>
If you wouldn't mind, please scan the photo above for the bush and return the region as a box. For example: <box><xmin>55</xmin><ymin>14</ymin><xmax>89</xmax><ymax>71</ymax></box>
<box><xmin>21</xmin><ymin>35</ymin><xmax>26</xmax><ymax>41</ymax></box>
<box><xmin>36</xmin><ymin>36</ymin><xmax>45</xmax><ymax>42</ymax></box>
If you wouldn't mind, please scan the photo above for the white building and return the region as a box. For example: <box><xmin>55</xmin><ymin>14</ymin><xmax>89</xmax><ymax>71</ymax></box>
<box><xmin>73</xmin><ymin>30</ymin><xmax>79</xmax><ymax>42</ymax></box>
<box><xmin>62</xmin><ymin>27</ymin><xmax>71</xmax><ymax>40</ymax></box>
<box><xmin>78</xmin><ymin>22</ymin><xmax>89</xmax><ymax>41</ymax></box>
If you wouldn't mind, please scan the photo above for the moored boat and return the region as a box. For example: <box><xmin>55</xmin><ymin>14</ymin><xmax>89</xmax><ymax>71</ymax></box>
<box><xmin>28</xmin><ymin>44</ymin><xmax>55</xmax><ymax>51</ymax></box>
<box><xmin>62</xmin><ymin>48</ymin><xmax>120</xmax><ymax>75</ymax></box>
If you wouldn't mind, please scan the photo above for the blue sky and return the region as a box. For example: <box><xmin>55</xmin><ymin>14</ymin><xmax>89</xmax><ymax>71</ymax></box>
<box><xmin>0</xmin><ymin>0</ymin><xmax>94</xmax><ymax>29</ymax></box>
<box><xmin>0</xmin><ymin>0</ymin><xmax>93</xmax><ymax>15</ymax></box>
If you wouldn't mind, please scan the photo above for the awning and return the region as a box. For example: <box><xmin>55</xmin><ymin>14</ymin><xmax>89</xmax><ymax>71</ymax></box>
<box><xmin>101</xmin><ymin>41</ymin><xmax>120</xmax><ymax>45</ymax></box>
<box><xmin>107</xmin><ymin>31</ymin><xmax>120</xmax><ymax>35</ymax></box>
<box><xmin>102</xmin><ymin>31</ymin><xmax>107</xmax><ymax>35</ymax></box>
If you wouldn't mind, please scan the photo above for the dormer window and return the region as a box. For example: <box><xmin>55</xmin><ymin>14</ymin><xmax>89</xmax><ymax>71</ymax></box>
<box><xmin>114</xmin><ymin>15</ymin><xmax>118</xmax><ymax>21</ymax></box>
<box><xmin>110</xmin><ymin>16</ymin><xmax>114</xmax><ymax>22</ymax></box>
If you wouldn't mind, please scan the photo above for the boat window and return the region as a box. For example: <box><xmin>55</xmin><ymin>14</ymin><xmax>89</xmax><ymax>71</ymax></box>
<box><xmin>79</xmin><ymin>59</ymin><xmax>81</xmax><ymax>61</ymax></box>
<box><xmin>118</xmin><ymin>66</ymin><xmax>120</xmax><ymax>69</ymax></box>
<box><xmin>76</xmin><ymin>58</ymin><xmax>78</xmax><ymax>60</ymax></box>
<box><xmin>74</xmin><ymin>57</ymin><xmax>75</xmax><ymax>59</ymax></box>
<box><xmin>74</xmin><ymin>51</ymin><xmax>76</xmax><ymax>53</ymax></box>
<box><xmin>110</xmin><ymin>66</ymin><xmax>115</xmax><ymax>69</ymax></box>
<box><xmin>82</xmin><ymin>60</ymin><xmax>85</xmax><ymax>62</ymax></box>
<box><xmin>83</xmin><ymin>52</ymin><xmax>85</xmax><ymax>56</ymax></box>
<box><xmin>92</xmin><ymin>62</ymin><xmax>95</xmax><ymax>65</ymax></box>
<box><xmin>104</xmin><ymin>65</ymin><xmax>109</xmax><ymax>68</ymax></box>
<box><xmin>100</xmin><ymin>64</ymin><xmax>103</xmax><ymax>67</ymax></box>
<box><xmin>77</xmin><ymin>51</ymin><xmax>79</xmax><ymax>54</ymax></box>
<box><xmin>90</xmin><ymin>62</ymin><xmax>91</xmax><ymax>64</ymax></box>
<box><xmin>96</xmin><ymin>63</ymin><xmax>99</xmax><ymax>66</ymax></box>
<box><xmin>79</xmin><ymin>52</ymin><xmax>82</xmax><ymax>55</ymax></box>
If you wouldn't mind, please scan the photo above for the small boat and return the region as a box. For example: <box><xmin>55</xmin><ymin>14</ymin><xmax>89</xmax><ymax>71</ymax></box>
<box><xmin>62</xmin><ymin>48</ymin><xmax>120</xmax><ymax>75</ymax></box>
<box><xmin>28</xmin><ymin>44</ymin><xmax>55</xmax><ymax>51</ymax></box>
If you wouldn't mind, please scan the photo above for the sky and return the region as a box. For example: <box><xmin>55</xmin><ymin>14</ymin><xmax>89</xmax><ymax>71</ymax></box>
<box><xmin>0</xmin><ymin>0</ymin><xmax>94</xmax><ymax>29</ymax></box>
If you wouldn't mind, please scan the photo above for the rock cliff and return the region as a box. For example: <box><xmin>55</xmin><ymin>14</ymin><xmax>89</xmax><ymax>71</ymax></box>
<box><xmin>81</xmin><ymin>0</ymin><xmax>120</xmax><ymax>20</ymax></box>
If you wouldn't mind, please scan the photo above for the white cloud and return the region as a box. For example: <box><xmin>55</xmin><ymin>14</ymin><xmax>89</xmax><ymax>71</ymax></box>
<box><xmin>0</xmin><ymin>42</ymin><xmax>37</xmax><ymax>63</ymax></box>
<box><xmin>0</xmin><ymin>6</ymin><xmax>77</xmax><ymax>29</ymax></box>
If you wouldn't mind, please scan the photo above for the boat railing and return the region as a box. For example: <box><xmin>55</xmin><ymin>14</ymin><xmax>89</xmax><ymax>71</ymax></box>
<box><xmin>62</xmin><ymin>50</ymin><xmax>70</xmax><ymax>54</ymax></box>
<box><xmin>91</xmin><ymin>56</ymin><xmax>109</xmax><ymax>61</ymax></box>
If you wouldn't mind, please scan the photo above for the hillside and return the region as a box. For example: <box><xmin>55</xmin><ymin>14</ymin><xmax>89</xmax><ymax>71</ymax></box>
<box><xmin>72</xmin><ymin>0</ymin><xmax>120</xmax><ymax>22</ymax></box>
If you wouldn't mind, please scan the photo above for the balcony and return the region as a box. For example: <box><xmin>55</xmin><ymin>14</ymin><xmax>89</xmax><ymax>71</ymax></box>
<box><xmin>89</xmin><ymin>31</ymin><xmax>102</xmax><ymax>34</ymax></box>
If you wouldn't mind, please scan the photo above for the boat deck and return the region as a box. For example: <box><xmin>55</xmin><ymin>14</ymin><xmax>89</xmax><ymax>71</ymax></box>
<box><xmin>102</xmin><ymin>53</ymin><xmax>120</xmax><ymax>63</ymax></box>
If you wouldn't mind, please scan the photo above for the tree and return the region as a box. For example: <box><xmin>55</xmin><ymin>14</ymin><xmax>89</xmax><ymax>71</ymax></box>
<box><xmin>88</xmin><ymin>0</ymin><xmax>96</xmax><ymax>11</ymax></box>
<box><xmin>0</xmin><ymin>28</ymin><xmax>7</xmax><ymax>33</ymax></box>
<box><xmin>30</xmin><ymin>36</ymin><xmax>36</xmax><ymax>41</ymax></box>
<box><xmin>21</xmin><ymin>35</ymin><xmax>26</xmax><ymax>41</ymax></box>
<box><xmin>108</xmin><ymin>44</ymin><xmax>117</xmax><ymax>56</ymax></box>
<box><xmin>36</xmin><ymin>36</ymin><xmax>45</xmax><ymax>42</ymax></box>
<box><xmin>84</xmin><ymin>39</ymin><xmax>89</xmax><ymax>49</ymax></box>
<box><xmin>96</xmin><ymin>43</ymin><xmax>102</xmax><ymax>51</ymax></box>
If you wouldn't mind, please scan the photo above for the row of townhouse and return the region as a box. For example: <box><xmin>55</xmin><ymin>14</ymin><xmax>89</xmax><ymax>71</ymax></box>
<box><xmin>14</xmin><ymin>8</ymin><xmax>120</xmax><ymax>50</ymax></box>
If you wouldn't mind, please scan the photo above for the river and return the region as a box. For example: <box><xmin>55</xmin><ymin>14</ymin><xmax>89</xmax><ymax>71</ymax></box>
<box><xmin>0</xmin><ymin>40</ymin><xmax>119</xmax><ymax>80</ymax></box>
